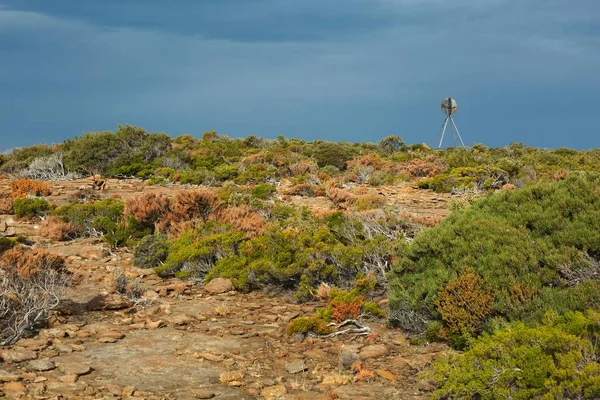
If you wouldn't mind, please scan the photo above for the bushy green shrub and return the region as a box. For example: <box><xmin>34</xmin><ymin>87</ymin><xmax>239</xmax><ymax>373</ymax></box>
<box><xmin>428</xmin><ymin>310</ymin><xmax>600</xmax><ymax>399</ymax></box>
<box><xmin>390</xmin><ymin>175</ymin><xmax>600</xmax><ymax>338</ymax></box>
<box><xmin>133</xmin><ymin>233</ymin><xmax>170</xmax><ymax>269</ymax></box>
<box><xmin>157</xmin><ymin>227</ymin><xmax>245</xmax><ymax>279</ymax></box>
<box><xmin>251</xmin><ymin>183</ymin><xmax>276</xmax><ymax>200</ymax></box>
<box><xmin>13</xmin><ymin>198</ymin><xmax>50</xmax><ymax>218</ymax></box>
<box><xmin>54</xmin><ymin>198</ymin><xmax>148</xmax><ymax>247</ymax></box>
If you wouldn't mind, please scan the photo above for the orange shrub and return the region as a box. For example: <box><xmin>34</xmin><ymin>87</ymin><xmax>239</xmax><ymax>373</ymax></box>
<box><xmin>325</xmin><ymin>186</ymin><xmax>357</xmax><ymax>210</ymax></box>
<box><xmin>1</xmin><ymin>246</ymin><xmax>66</xmax><ymax>279</ymax></box>
<box><xmin>331</xmin><ymin>295</ymin><xmax>364</xmax><ymax>323</ymax></box>
<box><xmin>285</xmin><ymin>184</ymin><xmax>316</xmax><ymax>197</ymax></box>
<box><xmin>9</xmin><ymin>179</ymin><xmax>52</xmax><ymax>198</ymax></box>
<box><xmin>124</xmin><ymin>192</ymin><xmax>171</xmax><ymax>230</ymax></box>
<box><xmin>214</xmin><ymin>205</ymin><xmax>266</xmax><ymax>238</ymax></box>
<box><xmin>288</xmin><ymin>160</ymin><xmax>318</xmax><ymax>176</ymax></box>
<box><xmin>551</xmin><ymin>168</ymin><xmax>569</xmax><ymax>181</ymax></box>
<box><xmin>347</xmin><ymin>153</ymin><xmax>393</xmax><ymax>171</ymax></box>
<box><xmin>171</xmin><ymin>190</ymin><xmax>220</xmax><ymax>222</ymax></box>
<box><xmin>39</xmin><ymin>216</ymin><xmax>81</xmax><ymax>241</ymax></box>
<box><xmin>401</xmin><ymin>158</ymin><xmax>445</xmax><ymax>178</ymax></box>
<box><xmin>434</xmin><ymin>269</ymin><xmax>493</xmax><ymax>337</ymax></box>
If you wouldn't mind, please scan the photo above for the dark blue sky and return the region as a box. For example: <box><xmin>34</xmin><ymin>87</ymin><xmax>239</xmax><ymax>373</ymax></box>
<box><xmin>1</xmin><ymin>0</ymin><xmax>599</xmax><ymax>151</ymax></box>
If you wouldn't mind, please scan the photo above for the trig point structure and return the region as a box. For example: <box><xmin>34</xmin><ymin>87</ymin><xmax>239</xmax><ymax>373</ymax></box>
<box><xmin>436</xmin><ymin>97</ymin><xmax>465</xmax><ymax>148</ymax></box>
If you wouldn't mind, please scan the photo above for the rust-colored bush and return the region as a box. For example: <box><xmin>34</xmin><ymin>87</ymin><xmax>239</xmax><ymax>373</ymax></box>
<box><xmin>509</xmin><ymin>281</ymin><xmax>539</xmax><ymax>304</ymax></box>
<box><xmin>9</xmin><ymin>179</ymin><xmax>52</xmax><ymax>198</ymax></box>
<box><xmin>288</xmin><ymin>160</ymin><xmax>319</xmax><ymax>176</ymax></box>
<box><xmin>285</xmin><ymin>184</ymin><xmax>316</xmax><ymax>197</ymax></box>
<box><xmin>124</xmin><ymin>192</ymin><xmax>171</xmax><ymax>230</ymax></box>
<box><xmin>39</xmin><ymin>216</ymin><xmax>82</xmax><ymax>241</ymax></box>
<box><xmin>401</xmin><ymin>158</ymin><xmax>445</xmax><ymax>178</ymax></box>
<box><xmin>347</xmin><ymin>153</ymin><xmax>393</xmax><ymax>171</ymax></box>
<box><xmin>1</xmin><ymin>246</ymin><xmax>66</xmax><ymax>279</ymax></box>
<box><xmin>434</xmin><ymin>269</ymin><xmax>493</xmax><ymax>337</ymax></box>
<box><xmin>325</xmin><ymin>185</ymin><xmax>357</xmax><ymax>210</ymax></box>
<box><xmin>551</xmin><ymin>168</ymin><xmax>569</xmax><ymax>181</ymax></box>
<box><xmin>214</xmin><ymin>205</ymin><xmax>266</xmax><ymax>238</ymax></box>
<box><xmin>331</xmin><ymin>295</ymin><xmax>364</xmax><ymax>323</ymax></box>
<box><xmin>0</xmin><ymin>246</ymin><xmax>71</xmax><ymax>345</ymax></box>
<box><xmin>171</xmin><ymin>190</ymin><xmax>220</xmax><ymax>222</ymax></box>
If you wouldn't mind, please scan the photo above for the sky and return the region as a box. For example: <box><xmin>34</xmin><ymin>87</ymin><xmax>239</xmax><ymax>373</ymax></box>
<box><xmin>0</xmin><ymin>0</ymin><xmax>599</xmax><ymax>151</ymax></box>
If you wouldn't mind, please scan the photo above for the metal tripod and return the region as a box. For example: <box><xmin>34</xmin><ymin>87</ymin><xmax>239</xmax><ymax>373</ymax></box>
<box><xmin>437</xmin><ymin>115</ymin><xmax>465</xmax><ymax>148</ymax></box>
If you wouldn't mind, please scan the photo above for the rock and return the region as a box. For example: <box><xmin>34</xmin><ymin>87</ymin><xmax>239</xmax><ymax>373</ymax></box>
<box><xmin>0</xmin><ymin>370</ymin><xmax>20</xmax><ymax>382</ymax></box>
<box><xmin>195</xmin><ymin>352</ymin><xmax>225</xmax><ymax>362</ymax></box>
<box><xmin>192</xmin><ymin>390</ymin><xmax>216</xmax><ymax>399</ymax></box>
<box><xmin>59</xmin><ymin>292</ymin><xmax>133</xmax><ymax>314</ymax></box>
<box><xmin>60</xmin><ymin>374</ymin><xmax>79</xmax><ymax>383</ymax></box>
<box><xmin>40</xmin><ymin>328</ymin><xmax>68</xmax><ymax>339</ymax></box>
<box><xmin>78</xmin><ymin>246</ymin><xmax>106</xmax><ymax>260</ymax></box>
<box><xmin>376</xmin><ymin>369</ymin><xmax>397</xmax><ymax>383</ymax></box>
<box><xmin>169</xmin><ymin>314</ymin><xmax>194</xmax><ymax>326</ymax></box>
<box><xmin>96</xmin><ymin>331</ymin><xmax>125</xmax><ymax>340</ymax></box>
<box><xmin>4</xmin><ymin>381</ymin><xmax>26</xmax><ymax>393</ymax></box>
<box><xmin>15</xmin><ymin>338</ymin><xmax>50</xmax><ymax>351</ymax></box>
<box><xmin>146</xmin><ymin>320</ymin><xmax>164</xmax><ymax>329</ymax></box>
<box><xmin>54</xmin><ymin>344</ymin><xmax>74</xmax><ymax>354</ymax></box>
<box><xmin>219</xmin><ymin>370</ymin><xmax>244</xmax><ymax>384</ymax></box>
<box><xmin>203</xmin><ymin>278</ymin><xmax>234</xmax><ymax>294</ymax></box>
<box><xmin>56</xmin><ymin>362</ymin><xmax>92</xmax><ymax>376</ymax></box>
<box><xmin>28</xmin><ymin>359</ymin><xmax>56</xmax><ymax>372</ymax></box>
<box><xmin>320</xmin><ymin>374</ymin><xmax>353</xmax><ymax>387</ymax></box>
<box><xmin>19</xmin><ymin>372</ymin><xmax>37</xmax><ymax>381</ymax></box>
<box><xmin>261</xmin><ymin>384</ymin><xmax>287</xmax><ymax>399</ymax></box>
<box><xmin>1</xmin><ymin>347</ymin><xmax>38</xmax><ymax>363</ymax></box>
<box><xmin>359</xmin><ymin>344</ymin><xmax>389</xmax><ymax>360</ymax></box>
<box><xmin>72</xmin><ymin>344</ymin><xmax>86</xmax><ymax>352</ymax></box>
<box><xmin>143</xmin><ymin>290</ymin><xmax>159</xmax><ymax>300</ymax></box>
<box><xmin>0</xmin><ymin>220</ymin><xmax>7</xmax><ymax>232</ymax></box>
<box><xmin>285</xmin><ymin>361</ymin><xmax>307</xmax><ymax>374</ymax></box>
<box><xmin>98</xmin><ymin>336</ymin><xmax>119</xmax><ymax>343</ymax></box>
<box><xmin>4</xmin><ymin>227</ymin><xmax>16</xmax><ymax>237</ymax></box>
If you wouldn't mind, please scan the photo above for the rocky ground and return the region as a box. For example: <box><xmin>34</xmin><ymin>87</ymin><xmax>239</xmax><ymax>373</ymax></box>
<box><xmin>0</xmin><ymin>179</ymin><xmax>459</xmax><ymax>399</ymax></box>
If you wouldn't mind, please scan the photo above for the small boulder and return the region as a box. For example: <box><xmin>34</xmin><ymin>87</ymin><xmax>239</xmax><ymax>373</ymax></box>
<box><xmin>359</xmin><ymin>344</ymin><xmax>389</xmax><ymax>360</ymax></box>
<box><xmin>203</xmin><ymin>278</ymin><xmax>234</xmax><ymax>294</ymax></box>
<box><xmin>261</xmin><ymin>384</ymin><xmax>287</xmax><ymax>399</ymax></box>
<box><xmin>56</xmin><ymin>362</ymin><xmax>91</xmax><ymax>376</ymax></box>
<box><xmin>1</xmin><ymin>347</ymin><xmax>38</xmax><ymax>363</ymax></box>
<box><xmin>0</xmin><ymin>370</ymin><xmax>20</xmax><ymax>382</ymax></box>
<box><xmin>28</xmin><ymin>359</ymin><xmax>56</xmax><ymax>372</ymax></box>
<box><xmin>285</xmin><ymin>361</ymin><xmax>307</xmax><ymax>374</ymax></box>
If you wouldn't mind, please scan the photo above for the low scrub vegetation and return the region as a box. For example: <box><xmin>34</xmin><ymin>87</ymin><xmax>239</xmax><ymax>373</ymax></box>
<box><xmin>390</xmin><ymin>175</ymin><xmax>600</xmax><ymax>344</ymax></box>
<box><xmin>0</xmin><ymin>247</ymin><xmax>71</xmax><ymax>345</ymax></box>
<box><xmin>428</xmin><ymin>310</ymin><xmax>600</xmax><ymax>399</ymax></box>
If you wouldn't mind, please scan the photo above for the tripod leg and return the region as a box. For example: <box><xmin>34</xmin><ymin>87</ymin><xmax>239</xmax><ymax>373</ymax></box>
<box><xmin>438</xmin><ymin>117</ymin><xmax>449</xmax><ymax>148</ymax></box>
<box><xmin>449</xmin><ymin>117</ymin><xmax>465</xmax><ymax>147</ymax></box>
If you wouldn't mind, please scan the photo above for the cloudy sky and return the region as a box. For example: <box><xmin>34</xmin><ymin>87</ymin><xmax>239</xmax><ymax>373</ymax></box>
<box><xmin>0</xmin><ymin>0</ymin><xmax>599</xmax><ymax>150</ymax></box>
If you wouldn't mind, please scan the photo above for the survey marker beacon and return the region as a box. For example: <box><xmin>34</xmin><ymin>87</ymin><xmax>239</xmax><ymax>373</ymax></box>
<box><xmin>437</xmin><ymin>97</ymin><xmax>465</xmax><ymax>148</ymax></box>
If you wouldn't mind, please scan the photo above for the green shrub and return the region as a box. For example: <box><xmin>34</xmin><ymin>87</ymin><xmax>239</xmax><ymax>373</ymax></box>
<box><xmin>133</xmin><ymin>233</ymin><xmax>170</xmax><ymax>269</ymax></box>
<box><xmin>158</xmin><ymin>228</ymin><xmax>245</xmax><ymax>279</ymax></box>
<box><xmin>428</xmin><ymin>310</ymin><xmax>600</xmax><ymax>400</ymax></box>
<box><xmin>251</xmin><ymin>183</ymin><xmax>276</xmax><ymax>200</ymax></box>
<box><xmin>286</xmin><ymin>316</ymin><xmax>334</xmax><ymax>336</ymax></box>
<box><xmin>389</xmin><ymin>175</ymin><xmax>600</xmax><ymax>337</ymax></box>
<box><xmin>13</xmin><ymin>198</ymin><xmax>50</xmax><ymax>218</ymax></box>
<box><xmin>54</xmin><ymin>199</ymin><xmax>148</xmax><ymax>247</ymax></box>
